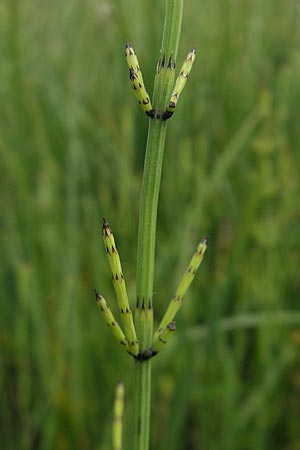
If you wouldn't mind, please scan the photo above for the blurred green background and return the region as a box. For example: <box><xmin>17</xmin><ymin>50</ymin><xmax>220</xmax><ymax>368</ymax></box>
<box><xmin>1</xmin><ymin>0</ymin><xmax>300</xmax><ymax>449</ymax></box>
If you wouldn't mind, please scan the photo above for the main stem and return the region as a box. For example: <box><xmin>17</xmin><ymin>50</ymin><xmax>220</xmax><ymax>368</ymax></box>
<box><xmin>134</xmin><ymin>2</ymin><xmax>183</xmax><ymax>450</ymax></box>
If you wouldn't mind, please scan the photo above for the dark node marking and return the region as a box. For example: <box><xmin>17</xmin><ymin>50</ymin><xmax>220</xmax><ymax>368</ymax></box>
<box><xmin>155</xmin><ymin>110</ymin><xmax>162</xmax><ymax>120</ymax></box>
<box><xmin>143</xmin><ymin>347</ymin><xmax>154</xmax><ymax>359</ymax></box>
<box><xmin>111</xmin><ymin>245</ymin><xmax>117</xmax><ymax>254</ymax></box>
<box><xmin>187</xmin><ymin>266</ymin><xmax>192</xmax><ymax>272</ymax></box>
<box><xmin>136</xmin><ymin>297</ymin><xmax>140</xmax><ymax>308</ymax></box>
<box><xmin>120</xmin><ymin>308</ymin><xmax>124</xmax><ymax>314</ymax></box>
<box><xmin>121</xmin><ymin>340</ymin><xmax>127</xmax><ymax>346</ymax></box>
<box><xmin>111</xmin><ymin>321</ymin><xmax>116</xmax><ymax>326</ymax></box>
<box><xmin>167</xmin><ymin>56</ymin><xmax>173</xmax><ymax>68</ymax></box>
<box><xmin>103</xmin><ymin>228</ymin><xmax>110</xmax><ymax>238</ymax></box>
<box><xmin>167</xmin><ymin>321</ymin><xmax>176</xmax><ymax>331</ymax></box>
<box><xmin>159</xmin><ymin>336</ymin><xmax>167</xmax><ymax>343</ymax></box>
<box><xmin>161</xmin><ymin>55</ymin><xmax>165</xmax><ymax>68</ymax></box>
<box><xmin>129</xmin><ymin>68</ymin><xmax>136</xmax><ymax>80</ymax></box>
<box><xmin>106</xmin><ymin>245</ymin><xmax>110</xmax><ymax>254</ymax></box>
<box><xmin>192</xmin><ymin>269</ymin><xmax>196</xmax><ymax>275</ymax></box>
<box><xmin>143</xmin><ymin>98</ymin><xmax>149</xmax><ymax>105</ymax></box>
<box><xmin>121</xmin><ymin>273</ymin><xmax>124</xmax><ymax>279</ymax></box>
<box><xmin>100</xmin><ymin>306</ymin><xmax>104</xmax><ymax>312</ymax></box>
<box><xmin>115</xmin><ymin>273</ymin><xmax>119</xmax><ymax>281</ymax></box>
<box><xmin>141</xmin><ymin>297</ymin><xmax>146</xmax><ymax>310</ymax></box>
<box><xmin>135</xmin><ymin>347</ymin><xmax>156</xmax><ymax>361</ymax></box>
<box><xmin>138</xmin><ymin>82</ymin><xmax>142</xmax><ymax>88</ymax></box>
<box><xmin>146</xmin><ymin>109</ymin><xmax>155</xmax><ymax>119</ymax></box>
<box><xmin>162</xmin><ymin>110</ymin><xmax>173</xmax><ymax>121</ymax></box>
<box><xmin>103</xmin><ymin>228</ymin><xmax>109</xmax><ymax>238</ymax></box>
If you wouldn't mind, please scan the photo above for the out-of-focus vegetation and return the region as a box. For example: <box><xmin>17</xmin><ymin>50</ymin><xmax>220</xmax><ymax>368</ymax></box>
<box><xmin>1</xmin><ymin>0</ymin><xmax>300</xmax><ymax>449</ymax></box>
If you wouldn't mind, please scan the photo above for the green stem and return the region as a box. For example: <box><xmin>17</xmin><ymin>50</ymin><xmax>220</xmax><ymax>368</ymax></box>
<box><xmin>134</xmin><ymin>1</ymin><xmax>183</xmax><ymax>450</ymax></box>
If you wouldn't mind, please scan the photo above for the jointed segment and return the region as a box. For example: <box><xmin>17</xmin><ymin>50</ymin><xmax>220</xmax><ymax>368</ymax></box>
<box><xmin>163</xmin><ymin>49</ymin><xmax>196</xmax><ymax>120</ymax></box>
<box><xmin>152</xmin><ymin>236</ymin><xmax>208</xmax><ymax>353</ymax></box>
<box><xmin>95</xmin><ymin>290</ymin><xmax>130</xmax><ymax>354</ymax></box>
<box><xmin>102</xmin><ymin>218</ymin><xmax>139</xmax><ymax>356</ymax></box>
<box><xmin>152</xmin><ymin>321</ymin><xmax>176</xmax><ymax>354</ymax></box>
<box><xmin>113</xmin><ymin>381</ymin><xmax>124</xmax><ymax>450</ymax></box>
<box><xmin>125</xmin><ymin>41</ymin><xmax>154</xmax><ymax>118</ymax></box>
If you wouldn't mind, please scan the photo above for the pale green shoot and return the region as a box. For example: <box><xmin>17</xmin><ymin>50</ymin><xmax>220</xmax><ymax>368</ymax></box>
<box><xmin>152</xmin><ymin>236</ymin><xmax>208</xmax><ymax>353</ymax></box>
<box><xmin>95</xmin><ymin>290</ymin><xmax>130</xmax><ymax>354</ymax></box>
<box><xmin>163</xmin><ymin>48</ymin><xmax>196</xmax><ymax>119</ymax></box>
<box><xmin>151</xmin><ymin>321</ymin><xmax>176</xmax><ymax>354</ymax></box>
<box><xmin>125</xmin><ymin>41</ymin><xmax>154</xmax><ymax>118</ymax></box>
<box><xmin>113</xmin><ymin>381</ymin><xmax>125</xmax><ymax>450</ymax></box>
<box><xmin>102</xmin><ymin>218</ymin><xmax>139</xmax><ymax>356</ymax></box>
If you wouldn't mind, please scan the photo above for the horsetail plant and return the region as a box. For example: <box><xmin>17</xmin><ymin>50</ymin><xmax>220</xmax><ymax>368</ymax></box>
<box><xmin>95</xmin><ymin>1</ymin><xmax>207</xmax><ymax>450</ymax></box>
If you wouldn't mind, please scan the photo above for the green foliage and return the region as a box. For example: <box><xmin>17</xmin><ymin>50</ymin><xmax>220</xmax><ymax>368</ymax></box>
<box><xmin>0</xmin><ymin>0</ymin><xmax>300</xmax><ymax>449</ymax></box>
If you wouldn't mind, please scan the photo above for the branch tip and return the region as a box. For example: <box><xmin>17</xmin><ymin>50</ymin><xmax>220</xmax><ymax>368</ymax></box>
<box><xmin>102</xmin><ymin>217</ymin><xmax>109</xmax><ymax>230</ymax></box>
<box><xmin>202</xmin><ymin>235</ymin><xmax>209</xmax><ymax>245</ymax></box>
<box><xmin>94</xmin><ymin>289</ymin><xmax>101</xmax><ymax>301</ymax></box>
